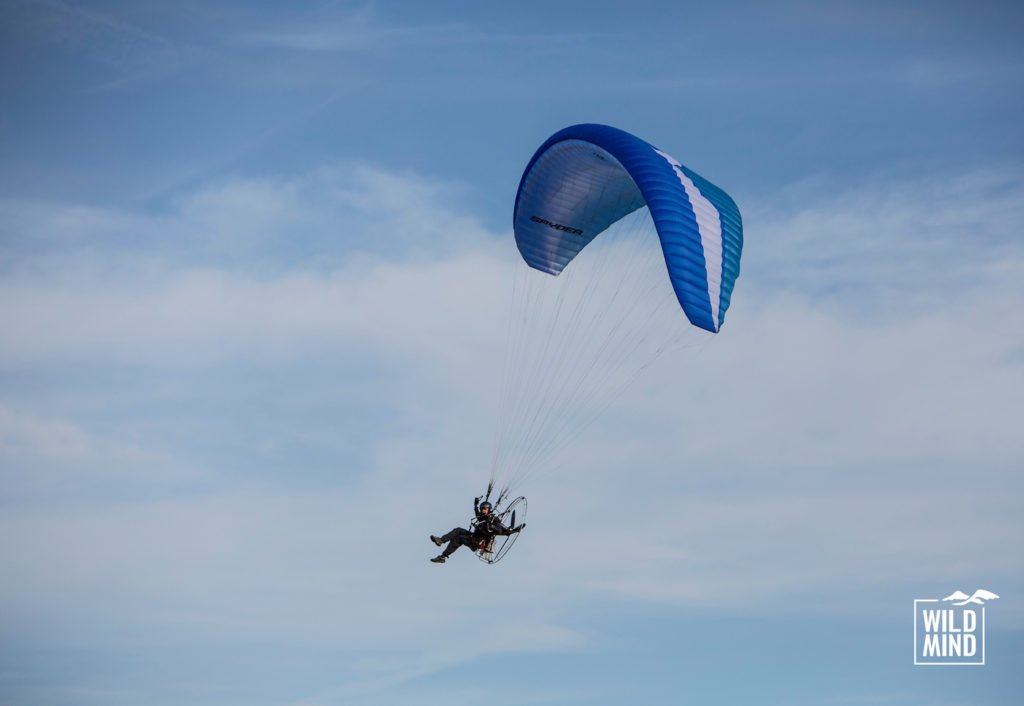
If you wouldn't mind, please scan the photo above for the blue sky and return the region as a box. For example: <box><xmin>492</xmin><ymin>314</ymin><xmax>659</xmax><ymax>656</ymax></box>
<box><xmin>1</xmin><ymin>1</ymin><xmax>1023</xmax><ymax>705</ymax></box>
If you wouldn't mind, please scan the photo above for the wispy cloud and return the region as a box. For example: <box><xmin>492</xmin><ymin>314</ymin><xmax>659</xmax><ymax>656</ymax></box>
<box><xmin>240</xmin><ymin>21</ymin><xmax>461</xmax><ymax>53</ymax></box>
<box><xmin>234</xmin><ymin>2</ymin><xmax>595</xmax><ymax>53</ymax></box>
<box><xmin>7</xmin><ymin>0</ymin><xmax>185</xmax><ymax>89</ymax></box>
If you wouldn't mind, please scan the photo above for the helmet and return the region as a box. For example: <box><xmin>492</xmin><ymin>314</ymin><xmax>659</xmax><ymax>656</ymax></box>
<box><xmin>479</xmin><ymin>500</ymin><xmax>493</xmax><ymax>512</ymax></box>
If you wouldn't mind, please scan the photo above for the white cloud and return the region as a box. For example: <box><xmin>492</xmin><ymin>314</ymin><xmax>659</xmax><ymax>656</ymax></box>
<box><xmin>0</xmin><ymin>163</ymin><xmax>1022</xmax><ymax>702</ymax></box>
<box><xmin>0</xmin><ymin>404</ymin><xmax>94</xmax><ymax>460</ymax></box>
<box><xmin>746</xmin><ymin>168</ymin><xmax>1024</xmax><ymax>309</ymax></box>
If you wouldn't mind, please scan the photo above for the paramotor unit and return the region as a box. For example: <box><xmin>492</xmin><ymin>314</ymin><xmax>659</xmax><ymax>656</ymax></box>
<box><xmin>474</xmin><ymin>494</ymin><xmax>527</xmax><ymax>565</ymax></box>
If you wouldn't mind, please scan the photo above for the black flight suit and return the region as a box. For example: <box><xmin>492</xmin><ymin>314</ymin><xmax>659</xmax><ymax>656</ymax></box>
<box><xmin>439</xmin><ymin>498</ymin><xmax>515</xmax><ymax>558</ymax></box>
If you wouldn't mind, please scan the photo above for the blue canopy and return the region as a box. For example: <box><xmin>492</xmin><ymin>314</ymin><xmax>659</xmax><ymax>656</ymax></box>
<box><xmin>513</xmin><ymin>124</ymin><xmax>742</xmax><ymax>332</ymax></box>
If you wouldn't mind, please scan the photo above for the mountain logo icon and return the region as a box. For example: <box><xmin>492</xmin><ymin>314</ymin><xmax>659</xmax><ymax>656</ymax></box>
<box><xmin>942</xmin><ymin>589</ymin><xmax>1000</xmax><ymax>606</ymax></box>
<box><xmin>915</xmin><ymin>587</ymin><xmax>1000</xmax><ymax>665</ymax></box>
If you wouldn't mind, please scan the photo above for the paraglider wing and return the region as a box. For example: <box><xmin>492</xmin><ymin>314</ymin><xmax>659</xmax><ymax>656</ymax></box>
<box><xmin>513</xmin><ymin>124</ymin><xmax>743</xmax><ymax>332</ymax></box>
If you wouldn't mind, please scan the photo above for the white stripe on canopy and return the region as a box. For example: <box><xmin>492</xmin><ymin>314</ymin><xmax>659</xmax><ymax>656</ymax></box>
<box><xmin>655</xmin><ymin>149</ymin><xmax>724</xmax><ymax>331</ymax></box>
